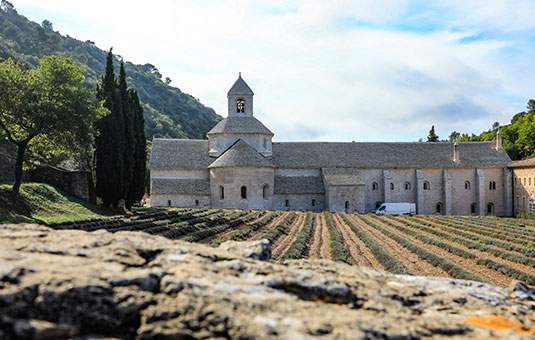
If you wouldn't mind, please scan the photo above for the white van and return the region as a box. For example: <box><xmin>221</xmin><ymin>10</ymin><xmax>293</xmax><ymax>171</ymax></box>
<box><xmin>375</xmin><ymin>203</ymin><xmax>416</xmax><ymax>215</ymax></box>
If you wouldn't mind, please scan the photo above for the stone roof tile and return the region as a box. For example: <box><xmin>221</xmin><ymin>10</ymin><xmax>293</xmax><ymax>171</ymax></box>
<box><xmin>149</xmin><ymin>139</ymin><xmax>213</xmax><ymax>169</ymax></box>
<box><xmin>227</xmin><ymin>75</ymin><xmax>254</xmax><ymax>95</ymax></box>
<box><xmin>322</xmin><ymin>168</ymin><xmax>364</xmax><ymax>186</ymax></box>
<box><xmin>151</xmin><ymin>178</ymin><xmax>210</xmax><ymax>195</ymax></box>
<box><xmin>509</xmin><ymin>158</ymin><xmax>535</xmax><ymax>168</ymax></box>
<box><xmin>274</xmin><ymin>176</ymin><xmax>325</xmax><ymax>194</ymax></box>
<box><xmin>270</xmin><ymin>141</ymin><xmax>511</xmax><ymax>169</ymax></box>
<box><xmin>207</xmin><ymin>116</ymin><xmax>273</xmax><ymax>135</ymax></box>
<box><xmin>208</xmin><ymin>139</ymin><xmax>274</xmax><ymax>168</ymax></box>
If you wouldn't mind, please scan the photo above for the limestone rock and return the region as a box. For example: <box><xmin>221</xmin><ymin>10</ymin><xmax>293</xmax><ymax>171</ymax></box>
<box><xmin>219</xmin><ymin>238</ymin><xmax>271</xmax><ymax>260</ymax></box>
<box><xmin>1</xmin><ymin>224</ymin><xmax>534</xmax><ymax>339</ymax></box>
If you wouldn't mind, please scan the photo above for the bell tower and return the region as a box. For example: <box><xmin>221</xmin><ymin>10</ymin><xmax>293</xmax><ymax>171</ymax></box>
<box><xmin>227</xmin><ymin>73</ymin><xmax>254</xmax><ymax>117</ymax></box>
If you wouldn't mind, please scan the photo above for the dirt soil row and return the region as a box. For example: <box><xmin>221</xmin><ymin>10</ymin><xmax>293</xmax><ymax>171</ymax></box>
<box><xmin>249</xmin><ymin>211</ymin><xmax>290</xmax><ymax>241</ymax></box>
<box><xmin>419</xmin><ymin>215</ymin><xmax>535</xmax><ymax>249</ymax></box>
<box><xmin>332</xmin><ymin>214</ymin><xmax>384</xmax><ymax>270</ymax></box>
<box><xmin>197</xmin><ymin>211</ymin><xmax>262</xmax><ymax>244</ymax></box>
<box><xmin>371</xmin><ymin>214</ymin><xmax>513</xmax><ymax>287</ymax></box>
<box><xmin>270</xmin><ymin>213</ymin><xmax>307</xmax><ymax>261</ymax></box>
<box><xmin>395</xmin><ymin>215</ymin><xmax>535</xmax><ymax>276</ymax></box>
<box><xmin>348</xmin><ymin>214</ymin><xmax>450</xmax><ymax>278</ymax></box>
<box><xmin>306</xmin><ymin>213</ymin><xmax>331</xmax><ymax>260</ymax></box>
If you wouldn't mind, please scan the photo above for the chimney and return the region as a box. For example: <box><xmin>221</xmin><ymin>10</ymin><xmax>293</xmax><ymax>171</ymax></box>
<box><xmin>496</xmin><ymin>128</ymin><xmax>503</xmax><ymax>151</ymax></box>
<box><xmin>453</xmin><ymin>142</ymin><xmax>460</xmax><ymax>163</ymax></box>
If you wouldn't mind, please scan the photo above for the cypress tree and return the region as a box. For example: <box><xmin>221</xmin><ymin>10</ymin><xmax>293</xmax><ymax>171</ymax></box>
<box><xmin>95</xmin><ymin>48</ymin><xmax>124</xmax><ymax>207</ymax></box>
<box><xmin>125</xmin><ymin>89</ymin><xmax>147</xmax><ymax>209</ymax></box>
<box><xmin>119</xmin><ymin>60</ymin><xmax>134</xmax><ymax>200</ymax></box>
<box><xmin>427</xmin><ymin>125</ymin><xmax>439</xmax><ymax>142</ymax></box>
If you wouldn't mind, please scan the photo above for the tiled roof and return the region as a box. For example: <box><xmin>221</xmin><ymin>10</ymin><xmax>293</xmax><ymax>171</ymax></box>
<box><xmin>227</xmin><ymin>75</ymin><xmax>254</xmax><ymax>95</ymax></box>
<box><xmin>208</xmin><ymin>139</ymin><xmax>274</xmax><ymax>168</ymax></box>
<box><xmin>150</xmin><ymin>139</ymin><xmax>512</xmax><ymax>170</ymax></box>
<box><xmin>151</xmin><ymin>178</ymin><xmax>210</xmax><ymax>195</ymax></box>
<box><xmin>270</xmin><ymin>142</ymin><xmax>511</xmax><ymax>169</ymax></box>
<box><xmin>509</xmin><ymin>158</ymin><xmax>535</xmax><ymax>168</ymax></box>
<box><xmin>274</xmin><ymin>176</ymin><xmax>325</xmax><ymax>194</ymax></box>
<box><xmin>149</xmin><ymin>139</ymin><xmax>214</xmax><ymax>169</ymax></box>
<box><xmin>322</xmin><ymin>168</ymin><xmax>364</xmax><ymax>186</ymax></box>
<box><xmin>207</xmin><ymin>116</ymin><xmax>273</xmax><ymax>135</ymax></box>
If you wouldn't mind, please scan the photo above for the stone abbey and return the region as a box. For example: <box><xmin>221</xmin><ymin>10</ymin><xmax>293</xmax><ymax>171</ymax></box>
<box><xmin>149</xmin><ymin>75</ymin><xmax>517</xmax><ymax>216</ymax></box>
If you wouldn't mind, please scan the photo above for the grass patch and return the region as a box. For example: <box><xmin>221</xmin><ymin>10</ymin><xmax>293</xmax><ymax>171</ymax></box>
<box><xmin>0</xmin><ymin>182</ymin><xmax>120</xmax><ymax>224</ymax></box>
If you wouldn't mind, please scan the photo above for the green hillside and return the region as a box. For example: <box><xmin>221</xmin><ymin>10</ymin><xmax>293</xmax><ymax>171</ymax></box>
<box><xmin>0</xmin><ymin>1</ymin><xmax>222</xmax><ymax>140</ymax></box>
<box><xmin>0</xmin><ymin>182</ymin><xmax>121</xmax><ymax>224</ymax></box>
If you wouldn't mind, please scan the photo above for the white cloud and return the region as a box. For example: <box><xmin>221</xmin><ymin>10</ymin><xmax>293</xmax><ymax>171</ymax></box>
<box><xmin>11</xmin><ymin>0</ymin><xmax>535</xmax><ymax>141</ymax></box>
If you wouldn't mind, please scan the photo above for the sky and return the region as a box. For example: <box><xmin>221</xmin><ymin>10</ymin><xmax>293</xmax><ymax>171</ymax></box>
<box><xmin>10</xmin><ymin>0</ymin><xmax>535</xmax><ymax>142</ymax></box>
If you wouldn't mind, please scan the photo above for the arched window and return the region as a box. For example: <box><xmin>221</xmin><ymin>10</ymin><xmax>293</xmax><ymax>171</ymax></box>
<box><xmin>465</xmin><ymin>181</ymin><xmax>471</xmax><ymax>190</ymax></box>
<box><xmin>436</xmin><ymin>202</ymin><xmax>443</xmax><ymax>214</ymax></box>
<box><xmin>263</xmin><ymin>137</ymin><xmax>267</xmax><ymax>149</ymax></box>
<box><xmin>236</xmin><ymin>98</ymin><xmax>245</xmax><ymax>113</ymax></box>
<box><xmin>219</xmin><ymin>186</ymin><xmax>225</xmax><ymax>200</ymax></box>
<box><xmin>514</xmin><ymin>177</ymin><xmax>517</xmax><ymax>186</ymax></box>
<box><xmin>487</xmin><ymin>202</ymin><xmax>494</xmax><ymax>214</ymax></box>
<box><xmin>423</xmin><ymin>181</ymin><xmax>430</xmax><ymax>190</ymax></box>
<box><xmin>372</xmin><ymin>182</ymin><xmax>378</xmax><ymax>190</ymax></box>
<box><xmin>523</xmin><ymin>196</ymin><xmax>526</xmax><ymax>209</ymax></box>
<box><xmin>345</xmin><ymin>201</ymin><xmax>349</xmax><ymax>211</ymax></box>
<box><xmin>524</xmin><ymin>177</ymin><xmax>527</xmax><ymax>186</ymax></box>
<box><xmin>404</xmin><ymin>182</ymin><xmax>411</xmax><ymax>190</ymax></box>
<box><xmin>285</xmin><ymin>199</ymin><xmax>289</xmax><ymax>208</ymax></box>
<box><xmin>470</xmin><ymin>203</ymin><xmax>476</xmax><ymax>214</ymax></box>
<box><xmin>262</xmin><ymin>184</ymin><xmax>269</xmax><ymax>199</ymax></box>
<box><xmin>167</xmin><ymin>200</ymin><xmax>171</xmax><ymax>207</ymax></box>
<box><xmin>195</xmin><ymin>199</ymin><xmax>199</xmax><ymax>206</ymax></box>
<box><xmin>241</xmin><ymin>186</ymin><xmax>247</xmax><ymax>199</ymax></box>
<box><xmin>529</xmin><ymin>197</ymin><xmax>535</xmax><ymax>214</ymax></box>
<box><xmin>375</xmin><ymin>201</ymin><xmax>382</xmax><ymax>210</ymax></box>
<box><xmin>489</xmin><ymin>181</ymin><xmax>496</xmax><ymax>190</ymax></box>
<box><xmin>390</xmin><ymin>183</ymin><xmax>394</xmax><ymax>190</ymax></box>
<box><xmin>312</xmin><ymin>199</ymin><xmax>316</xmax><ymax>207</ymax></box>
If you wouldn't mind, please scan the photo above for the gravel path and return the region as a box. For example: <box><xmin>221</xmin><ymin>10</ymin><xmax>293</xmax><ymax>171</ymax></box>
<box><xmin>332</xmin><ymin>214</ymin><xmax>384</xmax><ymax>270</ymax></box>
<box><xmin>371</xmin><ymin>214</ymin><xmax>513</xmax><ymax>287</ymax></box>
<box><xmin>349</xmin><ymin>214</ymin><xmax>450</xmax><ymax>278</ymax></box>
<box><xmin>272</xmin><ymin>213</ymin><xmax>306</xmax><ymax>261</ymax></box>
<box><xmin>306</xmin><ymin>213</ymin><xmax>330</xmax><ymax>260</ymax></box>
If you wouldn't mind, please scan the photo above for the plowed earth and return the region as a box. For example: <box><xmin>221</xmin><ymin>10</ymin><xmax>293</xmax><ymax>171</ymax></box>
<box><xmin>306</xmin><ymin>213</ymin><xmax>331</xmax><ymax>260</ymax></box>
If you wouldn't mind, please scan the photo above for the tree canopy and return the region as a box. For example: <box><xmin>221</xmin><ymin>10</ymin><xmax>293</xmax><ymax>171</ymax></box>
<box><xmin>95</xmin><ymin>50</ymin><xmax>146</xmax><ymax>208</ymax></box>
<box><xmin>427</xmin><ymin>125</ymin><xmax>439</xmax><ymax>142</ymax></box>
<box><xmin>0</xmin><ymin>3</ymin><xmax>221</xmax><ymax>141</ymax></box>
<box><xmin>454</xmin><ymin>99</ymin><xmax>535</xmax><ymax>160</ymax></box>
<box><xmin>0</xmin><ymin>55</ymin><xmax>107</xmax><ymax>193</ymax></box>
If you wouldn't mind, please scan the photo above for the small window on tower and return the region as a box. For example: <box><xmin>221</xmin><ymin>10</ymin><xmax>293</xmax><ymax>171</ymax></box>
<box><xmin>236</xmin><ymin>99</ymin><xmax>245</xmax><ymax>113</ymax></box>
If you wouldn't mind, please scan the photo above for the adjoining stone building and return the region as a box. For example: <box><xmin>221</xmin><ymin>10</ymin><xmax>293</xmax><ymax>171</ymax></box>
<box><xmin>509</xmin><ymin>159</ymin><xmax>535</xmax><ymax>215</ymax></box>
<box><xmin>149</xmin><ymin>75</ymin><xmax>514</xmax><ymax>216</ymax></box>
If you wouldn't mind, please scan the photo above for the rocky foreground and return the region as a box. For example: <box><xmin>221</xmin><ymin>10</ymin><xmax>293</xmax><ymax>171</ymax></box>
<box><xmin>1</xmin><ymin>225</ymin><xmax>534</xmax><ymax>340</ymax></box>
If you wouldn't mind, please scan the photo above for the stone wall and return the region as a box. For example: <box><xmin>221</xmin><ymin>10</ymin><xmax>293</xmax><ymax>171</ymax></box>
<box><xmin>150</xmin><ymin>194</ymin><xmax>210</xmax><ymax>207</ymax></box>
<box><xmin>30</xmin><ymin>166</ymin><xmax>92</xmax><ymax>202</ymax></box>
<box><xmin>209</xmin><ymin>167</ymin><xmax>274</xmax><ymax>210</ymax></box>
<box><xmin>272</xmin><ymin>194</ymin><xmax>325</xmax><ymax>212</ymax></box>
<box><xmin>149</xmin><ymin>164</ymin><xmax>514</xmax><ymax>216</ymax></box>
<box><xmin>0</xmin><ymin>153</ymin><xmax>91</xmax><ymax>201</ymax></box>
<box><xmin>512</xmin><ymin>167</ymin><xmax>535</xmax><ymax>214</ymax></box>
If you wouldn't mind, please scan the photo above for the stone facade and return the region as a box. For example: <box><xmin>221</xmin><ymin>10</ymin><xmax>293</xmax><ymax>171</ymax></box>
<box><xmin>149</xmin><ymin>75</ymin><xmax>514</xmax><ymax>216</ymax></box>
<box><xmin>509</xmin><ymin>159</ymin><xmax>535</xmax><ymax>215</ymax></box>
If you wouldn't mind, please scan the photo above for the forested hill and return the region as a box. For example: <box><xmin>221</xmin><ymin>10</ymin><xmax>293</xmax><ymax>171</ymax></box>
<box><xmin>0</xmin><ymin>1</ymin><xmax>222</xmax><ymax>140</ymax></box>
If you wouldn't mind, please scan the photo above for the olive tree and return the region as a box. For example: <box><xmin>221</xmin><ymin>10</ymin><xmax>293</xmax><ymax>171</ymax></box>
<box><xmin>0</xmin><ymin>55</ymin><xmax>107</xmax><ymax>194</ymax></box>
